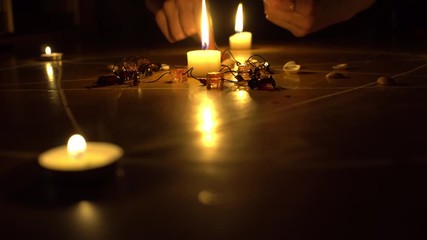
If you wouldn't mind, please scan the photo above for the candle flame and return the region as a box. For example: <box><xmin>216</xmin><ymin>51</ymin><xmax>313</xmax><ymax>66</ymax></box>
<box><xmin>45</xmin><ymin>46</ymin><xmax>52</xmax><ymax>55</ymax></box>
<box><xmin>235</xmin><ymin>3</ymin><xmax>244</xmax><ymax>33</ymax></box>
<box><xmin>67</xmin><ymin>134</ymin><xmax>87</xmax><ymax>158</ymax></box>
<box><xmin>201</xmin><ymin>0</ymin><xmax>209</xmax><ymax>50</ymax></box>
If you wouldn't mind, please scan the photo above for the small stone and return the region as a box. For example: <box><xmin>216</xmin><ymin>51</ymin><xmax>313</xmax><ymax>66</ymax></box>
<box><xmin>160</xmin><ymin>64</ymin><xmax>170</xmax><ymax>71</ymax></box>
<box><xmin>283</xmin><ymin>61</ymin><xmax>301</xmax><ymax>74</ymax></box>
<box><xmin>326</xmin><ymin>71</ymin><xmax>347</xmax><ymax>79</ymax></box>
<box><xmin>332</xmin><ymin>63</ymin><xmax>348</xmax><ymax>70</ymax></box>
<box><xmin>377</xmin><ymin>76</ymin><xmax>397</xmax><ymax>86</ymax></box>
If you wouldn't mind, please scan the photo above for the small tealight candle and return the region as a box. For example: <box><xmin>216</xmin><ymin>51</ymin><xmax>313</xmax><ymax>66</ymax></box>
<box><xmin>229</xmin><ymin>3</ymin><xmax>252</xmax><ymax>50</ymax></box>
<box><xmin>206</xmin><ymin>71</ymin><xmax>224</xmax><ymax>89</ymax></box>
<box><xmin>38</xmin><ymin>134</ymin><xmax>123</xmax><ymax>173</ymax></box>
<box><xmin>186</xmin><ymin>0</ymin><xmax>221</xmax><ymax>78</ymax></box>
<box><xmin>40</xmin><ymin>46</ymin><xmax>63</xmax><ymax>61</ymax></box>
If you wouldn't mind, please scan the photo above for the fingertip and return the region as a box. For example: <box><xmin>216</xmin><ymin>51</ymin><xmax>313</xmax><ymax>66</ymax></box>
<box><xmin>187</xmin><ymin>28</ymin><xmax>197</xmax><ymax>37</ymax></box>
<box><xmin>174</xmin><ymin>33</ymin><xmax>187</xmax><ymax>42</ymax></box>
<box><xmin>166</xmin><ymin>36</ymin><xmax>176</xmax><ymax>43</ymax></box>
<box><xmin>182</xmin><ymin>27</ymin><xmax>197</xmax><ymax>38</ymax></box>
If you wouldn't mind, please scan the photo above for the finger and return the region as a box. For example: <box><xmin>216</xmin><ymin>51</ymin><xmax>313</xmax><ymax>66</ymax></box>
<box><xmin>155</xmin><ymin>10</ymin><xmax>174</xmax><ymax>43</ymax></box>
<box><xmin>264</xmin><ymin>6</ymin><xmax>293</xmax><ymax>25</ymax></box>
<box><xmin>162</xmin><ymin>0</ymin><xmax>186</xmax><ymax>41</ymax></box>
<box><xmin>176</xmin><ymin>0</ymin><xmax>197</xmax><ymax>37</ymax></box>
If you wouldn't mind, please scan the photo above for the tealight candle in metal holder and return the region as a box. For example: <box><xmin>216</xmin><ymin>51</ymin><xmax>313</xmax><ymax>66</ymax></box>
<box><xmin>206</xmin><ymin>72</ymin><xmax>224</xmax><ymax>89</ymax></box>
<box><xmin>237</xmin><ymin>65</ymin><xmax>252</xmax><ymax>81</ymax></box>
<box><xmin>171</xmin><ymin>65</ymin><xmax>188</xmax><ymax>83</ymax></box>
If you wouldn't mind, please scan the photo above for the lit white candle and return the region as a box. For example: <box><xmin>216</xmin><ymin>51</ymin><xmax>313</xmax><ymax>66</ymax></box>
<box><xmin>38</xmin><ymin>134</ymin><xmax>123</xmax><ymax>172</ymax></box>
<box><xmin>229</xmin><ymin>3</ymin><xmax>252</xmax><ymax>50</ymax></box>
<box><xmin>187</xmin><ymin>50</ymin><xmax>221</xmax><ymax>78</ymax></box>
<box><xmin>40</xmin><ymin>46</ymin><xmax>63</xmax><ymax>61</ymax></box>
<box><xmin>187</xmin><ymin>0</ymin><xmax>221</xmax><ymax>78</ymax></box>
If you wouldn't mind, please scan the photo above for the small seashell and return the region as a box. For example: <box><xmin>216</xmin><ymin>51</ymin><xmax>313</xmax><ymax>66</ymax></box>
<box><xmin>284</xmin><ymin>61</ymin><xmax>296</xmax><ymax>66</ymax></box>
<box><xmin>326</xmin><ymin>71</ymin><xmax>347</xmax><ymax>79</ymax></box>
<box><xmin>160</xmin><ymin>64</ymin><xmax>170</xmax><ymax>71</ymax></box>
<box><xmin>377</xmin><ymin>76</ymin><xmax>397</xmax><ymax>86</ymax></box>
<box><xmin>283</xmin><ymin>61</ymin><xmax>301</xmax><ymax>74</ymax></box>
<box><xmin>332</xmin><ymin>63</ymin><xmax>348</xmax><ymax>70</ymax></box>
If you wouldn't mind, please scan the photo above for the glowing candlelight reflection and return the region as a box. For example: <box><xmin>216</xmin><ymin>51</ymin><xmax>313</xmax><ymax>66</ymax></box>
<box><xmin>234</xmin><ymin>90</ymin><xmax>251</xmax><ymax>105</ymax></box>
<box><xmin>77</xmin><ymin>200</ymin><xmax>97</xmax><ymax>222</ymax></box>
<box><xmin>197</xmin><ymin>97</ymin><xmax>218</xmax><ymax>148</ymax></box>
<box><xmin>198</xmin><ymin>190</ymin><xmax>220</xmax><ymax>206</ymax></box>
<box><xmin>74</xmin><ymin>200</ymin><xmax>103</xmax><ymax>237</ymax></box>
<box><xmin>45</xmin><ymin>63</ymin><xmax>54</xmax><ymax>82</ymax></box>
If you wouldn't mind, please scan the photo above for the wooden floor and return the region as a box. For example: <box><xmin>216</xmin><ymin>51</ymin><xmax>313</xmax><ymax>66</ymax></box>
<box><xmin>0</xmin><ymin>41</ymin><xmax>427</xmax><ymax>239</ymax></box>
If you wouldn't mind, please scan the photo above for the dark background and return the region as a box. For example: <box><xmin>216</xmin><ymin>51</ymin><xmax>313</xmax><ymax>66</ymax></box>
<box><xmin>1</xmin><ymin>0</ymin><xmax>425</xmax><ymax>55</ymax></box>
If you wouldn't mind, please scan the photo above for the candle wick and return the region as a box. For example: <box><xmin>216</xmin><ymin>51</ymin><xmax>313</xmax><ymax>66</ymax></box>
<box><xmin>202</xmin><ymin>42</ymin><xmax>208</xmax><ymax>50</ymax></box>
<box><xmin>71</xmin><ymin>152</ymin><xmax>84</xmax><ymax>159</ymax></box>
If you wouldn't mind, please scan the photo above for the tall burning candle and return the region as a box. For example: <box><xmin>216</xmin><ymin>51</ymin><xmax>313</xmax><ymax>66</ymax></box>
<box><xmin>187</xmin><ymin>0</ymin><xmax>221</xmax><ymax>78</ymax></box>
<box><xmin>229</xmin><ymin>3</ymin><xmax>252</xmax><ymax>50</ymax></box>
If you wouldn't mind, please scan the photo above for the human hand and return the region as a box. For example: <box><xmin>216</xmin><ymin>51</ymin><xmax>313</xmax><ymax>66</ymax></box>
<box><xmin>263</xmin><ymin>0</ymin><xmax>376</xmax><ymax>37</ymax></box>
<box><xmin>145</xmin><ymin>0</ymin><xmax>217</xmax><ymax>48</ymax></box>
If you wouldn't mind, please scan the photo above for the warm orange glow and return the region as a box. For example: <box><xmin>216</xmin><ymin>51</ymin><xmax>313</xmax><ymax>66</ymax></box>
<box><xmin>235</xmin><ymin>90</ymin><xmax>251</xmax><ymax>105</ymax></box>
<box><xmin>67</xmin><ymin>134</ymin><xmax>87</xmax><ymax>158</ymax></box>
<box><xmin>197</xmin><ymin>97</ymin><xmax>218</xmax><ymax>148</ymax></box>
<box><xmin>77</xmin><ymin>200</ymin><xmax>97</xmax><ymax>221</ymax></box>
<box><xmin>235</xmin><ymin>3</ymin><xmax>244</xmax><ymax>33</ymax></box>
<box><xmin>198</xmin><ymin>190</ymin><xmax>219</xmax><ymax>205</ymax></box>
<box><xmin>45</xmin><ymin>46</ymin><xmax>52</xmax><ymax>55</ymax></box>
<box><xmin>201</xmin><ymin>0</ymin><xmax>209</xmax><ymax>49</ymax></box>
<box><xmin>45</xmin><ymin>63</ymin><xmax>54</xmax><ymax>82</ymax></box>
<box><xmin>74</xmin><ymin>200</ymin><xmax>101</xmax><ymax>232</ymax></box>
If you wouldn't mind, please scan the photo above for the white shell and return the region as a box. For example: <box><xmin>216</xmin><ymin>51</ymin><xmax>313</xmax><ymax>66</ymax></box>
<box><xmin>332</xmin><ymin>63</ymin><xmax>348</xmax><ymax>70</ymax></box>
<box><xmin>161</xmin><ymin>64</ymin><xmax>170</xmax><ymax>71</ymax></box>
<box><xmin>284</xmin><ymin>61</ymin><xmax>296</xmax><ymax>66</ymax></box>
<box><xmin>283</xmin><ymin>61</ymin><xmax>301</xmax><ymax>74</ymax></box>
<box><xmin>377</xmin><ymin>76</ymin><xmax>397</xmax><ymax>86</ymax></box>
